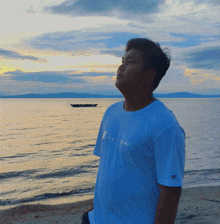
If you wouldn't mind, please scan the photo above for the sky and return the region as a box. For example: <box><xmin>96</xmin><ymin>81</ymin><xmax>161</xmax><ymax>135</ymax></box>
<box><xmin>0</xmin><ymin>0</ymin><xmax>219</xmax><ymax>96</ymax></box>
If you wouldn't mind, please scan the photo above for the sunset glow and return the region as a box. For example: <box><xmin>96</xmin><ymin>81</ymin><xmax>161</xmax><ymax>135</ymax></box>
<box><xmin>0</xmin><ymin>0</ymin><xmax>219</xmax><ymax>96</ymax></box>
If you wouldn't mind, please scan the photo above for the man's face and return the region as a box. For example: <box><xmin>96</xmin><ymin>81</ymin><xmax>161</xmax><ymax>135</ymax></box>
<box><xmin>115</xmin><ymin>48</ymin><xmax>151</xmax><ymax>92</ymax></box>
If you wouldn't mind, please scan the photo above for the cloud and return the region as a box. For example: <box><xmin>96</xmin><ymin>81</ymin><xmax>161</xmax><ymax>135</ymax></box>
<box><xmin>4</xmin><ymin>69</ymin><xmax>116</xmax><ymax>83</ymax></box>
<box><xmin>4</xmin><ymin>70</ymin><xmax>86</xmax><ymax>83</ymax></box>
<box><xmin>29</xmin><ymin>30</ymin><xmax>109</xmax><ymax>52</ymax></box>
<box><xmin>0</xmin><ymin>69</ymin><xmax>117</xmax><ymax>95</ymax></box>
<box><xmin>99</xmin><ymin>49</ymin><xmax>124</xmax><ymax>57</ymax></box>
<box><xmin>44</xmin><ymin>0</ymin><xmax>165</xmax><ymax>16</ymax></box>
<box><xmin>70</xmin><ymin>72</ymin><xmax>115</xmax><ymax>77</ymax></box>
<box><xmin>183</xmin><ymin>67</ymin><xmax>220</xmax><ymax>87</ymax></box>
<box><xmin>154</xmin><ymin>0</ymin><xmax>220</xmax><ymax>37</ymax></box>
<box><xmin>183</xmin><ymin>46</ymin><xmax>220</xmax><ymax>70</ymax></box>
<box><xmin>28</xmin><ymin>30</ymin><xmax>139</xmax><ymax>52</ymax></box>
<box><xmin>0</xmin><ymin>49</ymin><xmax>47</xmax><ymax>62</ymax></box>
<box><xmin>192</xmin><ymin>0</ymin><xmax>220</xmax><ymax>5</ymax></box>
<box><xmin>164</xmin><ymin>33</ymin><xmax>219</xmax><ymax>48</ymax></box>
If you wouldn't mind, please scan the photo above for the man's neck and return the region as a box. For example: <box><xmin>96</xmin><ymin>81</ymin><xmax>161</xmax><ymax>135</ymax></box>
<box><xmin>123</xmin><ymin>91</ymin><xmax>156</xmax><ymax>112</ymax></box>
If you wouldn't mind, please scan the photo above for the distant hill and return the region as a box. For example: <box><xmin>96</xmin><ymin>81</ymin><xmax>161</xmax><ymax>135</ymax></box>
<box><xmin>0</xmin><ymin>92</ymin><xmax>122</xmax><ymax>98</ymax></box>
<box><xmin>154</xmin><ymin>92</ymin><xmax>219</xmax><ymax>98</ymax></box>
<box><xmin>0</xmin><ymin>92</ymin><xmax>219</xmax><ymax>98</ymax></box>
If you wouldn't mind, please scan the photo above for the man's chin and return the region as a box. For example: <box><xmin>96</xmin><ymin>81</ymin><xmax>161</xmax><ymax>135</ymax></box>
<box><xmin>115</xmin><ymin>80</ymin><xmax>123</xmax><ymax>89</ymax></box>
<box><xmin>115</xmin><ymin>81</ymin><xmax>130</xmax><ymax>92</ymax></box>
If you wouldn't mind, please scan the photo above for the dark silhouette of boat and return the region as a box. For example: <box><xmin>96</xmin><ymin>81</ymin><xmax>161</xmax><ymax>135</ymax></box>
<box><xmin>70</xmin><ymin>104</ymin><xmax>98</xmax><ymax>107</ymax></box>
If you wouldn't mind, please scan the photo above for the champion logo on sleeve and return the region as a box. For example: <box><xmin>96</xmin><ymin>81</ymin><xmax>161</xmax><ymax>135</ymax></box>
<box><xmin>102</xmin><ymin>131</ymin><xmax>133</xmax><ymax>148</ymax></box>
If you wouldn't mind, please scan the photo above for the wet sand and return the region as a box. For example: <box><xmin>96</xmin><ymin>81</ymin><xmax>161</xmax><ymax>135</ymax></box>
<box><xmin>0</xmin><ymin>186</ymin><xmax>219</xmax><ymax>224</ymax></box>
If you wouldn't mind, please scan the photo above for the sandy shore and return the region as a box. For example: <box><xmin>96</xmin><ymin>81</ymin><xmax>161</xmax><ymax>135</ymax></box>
<box><xmin>0</xmin><ymin>186</ymin><xmax>219</xmax><ymax>224</ymax></box>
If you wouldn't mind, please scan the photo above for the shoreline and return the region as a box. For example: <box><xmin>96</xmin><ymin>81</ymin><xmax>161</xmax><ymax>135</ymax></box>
<box><xmin>0</xmin><ymin>186</ymin><xmax>219</xmax><ymax>224</ymax></box>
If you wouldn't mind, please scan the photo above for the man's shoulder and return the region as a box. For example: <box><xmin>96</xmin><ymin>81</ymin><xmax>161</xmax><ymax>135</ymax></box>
<box><xmin>150</xmin><ymin>100</ymin><xmax>181</xmax><ymax>128</ymax></box>
<box><xmin>145</xmin><ymin>100</ymin><xmax>185</xmax><ymax>142</ymax></box>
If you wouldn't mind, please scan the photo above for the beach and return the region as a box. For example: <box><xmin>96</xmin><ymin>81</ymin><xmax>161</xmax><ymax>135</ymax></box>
<box><xmin>0</xmin><ymin>186</ymin><xmax>219</xmax><ymax>224</ymax></box>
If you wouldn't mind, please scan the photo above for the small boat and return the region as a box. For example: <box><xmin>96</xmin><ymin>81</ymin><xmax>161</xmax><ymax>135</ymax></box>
<box><xmin>70</xmin><ymin>104</ymin><xmax>98</xmax><ymax>107</ymax></box>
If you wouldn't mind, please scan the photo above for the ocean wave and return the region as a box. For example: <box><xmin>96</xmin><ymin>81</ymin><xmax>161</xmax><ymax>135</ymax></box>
<box><xmin>184</xmin><ymin>168</ymin><xmax>220</xmax><ymax>175</ymax></box>
<box><xmin>0</xmin><ymin>153</ymin><xmax>37</xmax><ymax>161</ymax></box>
<box><xmin>74</xmin><ymin>144</ymin><xmax>95</xmax><ymax>151</ymax></box>
<box><xmin>0</xmin><ymin>164</ymin><xmax>99</xmax><ymax>180</ymax></box>
<box><xmin>0</xmin><ymin>169</ymin><xmax>39</xmax><ymax>180</ymax></box>
<box><xmin>183</xmin><ymin>168</ymin><xmax>220</xmax><ymax>187</ymax></box>
<box><xmin>0</xmin><ymin>187</ymin><xmax>94</xmax><ymax>206</ymax></box>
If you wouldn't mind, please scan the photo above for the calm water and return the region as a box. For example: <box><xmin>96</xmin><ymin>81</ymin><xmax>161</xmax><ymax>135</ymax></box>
<box><xmin>0</xmin><ymin>98</ymin><xmax>220</xmax><ymax>210</ymax></box>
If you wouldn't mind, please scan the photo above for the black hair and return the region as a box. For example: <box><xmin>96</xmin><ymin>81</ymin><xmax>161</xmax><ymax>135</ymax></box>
<box><xmin>126</xmin><ymin>38</ymin><xmax>171</xmax><ymax>90</ymax></box>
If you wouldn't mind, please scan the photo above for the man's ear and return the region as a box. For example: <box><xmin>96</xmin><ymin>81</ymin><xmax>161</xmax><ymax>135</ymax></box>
<box><xmin>143</xmin><ymin>68</ymin><xmax>156</xmax><ymax>90</ymax></box>
<box><xmin>144</xmin><ymin>68</ymin><xmax>156</xmax><ymax>81</ymax></box>
<box><xmin>149</xmin><ymin>68</ymin><xmax>156</xmax><ymax>79</ymax></box>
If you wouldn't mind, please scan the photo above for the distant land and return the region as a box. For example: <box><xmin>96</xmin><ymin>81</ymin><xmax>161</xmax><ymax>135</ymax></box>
<box><xmin>0</xmin><ymin>92</ymin><xmax>219</xmax><ymax>98</ymax></box>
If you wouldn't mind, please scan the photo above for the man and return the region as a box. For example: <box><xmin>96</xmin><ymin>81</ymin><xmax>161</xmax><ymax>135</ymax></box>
<box><xmin>82</xmin><ymin>38</ymin><xmax>185</xmax><ymax>224</ymax></box>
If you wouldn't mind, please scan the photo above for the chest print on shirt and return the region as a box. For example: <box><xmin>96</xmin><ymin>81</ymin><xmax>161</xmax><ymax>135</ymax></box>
<box><xmin>102</xmin><ymin>131</ymin><xmax>136</xmax><ymax>151</ymax></box>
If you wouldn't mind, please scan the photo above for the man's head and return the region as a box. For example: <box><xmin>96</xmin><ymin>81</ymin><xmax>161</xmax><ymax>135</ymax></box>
<box><xmin>115</xmin><ymin>38</ymin><xmax>171</xmax><ymax>92</ymax></box>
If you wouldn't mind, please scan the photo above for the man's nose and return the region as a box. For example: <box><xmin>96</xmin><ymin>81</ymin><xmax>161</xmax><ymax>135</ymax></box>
<box><xmin>118</xmin><ymin>63</ymin><xmax>125</xmax><ymax>72</ymax></box>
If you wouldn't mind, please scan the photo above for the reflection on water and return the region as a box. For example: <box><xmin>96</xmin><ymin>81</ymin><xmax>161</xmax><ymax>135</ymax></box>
<box><xmin>0</xmin><ymin>98</ymin><xmax>220</xmax><ymax>209</ymax></box>
<box><xmin>0</xmin><ymin>98</ymin><xmax>121</xmax><ymax>209</ymax></box>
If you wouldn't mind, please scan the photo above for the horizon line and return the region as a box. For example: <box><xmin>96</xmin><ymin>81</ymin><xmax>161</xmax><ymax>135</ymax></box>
<box><xmin>0</xmin><ymin>91</ymin><xmax>219</xmax><ymax>98</ymax></box>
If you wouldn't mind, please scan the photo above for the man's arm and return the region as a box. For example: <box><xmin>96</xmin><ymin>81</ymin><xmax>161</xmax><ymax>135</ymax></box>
<box><xmin>154</xmin><ymin>184</ymin><xmax>182</xmax><ymax>224</ymax></box>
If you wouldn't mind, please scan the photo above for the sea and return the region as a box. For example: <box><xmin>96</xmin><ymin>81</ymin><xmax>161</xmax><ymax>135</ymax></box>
<box><xmin>0</xmin><ymin>98</ymin><xmax>220</xmax><ymax>210</ymax></box>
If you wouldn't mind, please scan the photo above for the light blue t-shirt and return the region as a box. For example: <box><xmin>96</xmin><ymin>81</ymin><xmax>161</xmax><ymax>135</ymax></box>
<box><xmin>89</xmin><ymin>99</ymin><xmax>185</xmax><ymax>224</ymax></box>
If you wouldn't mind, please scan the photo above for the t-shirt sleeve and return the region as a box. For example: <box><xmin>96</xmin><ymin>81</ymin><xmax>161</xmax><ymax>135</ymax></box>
<box><xmin>93</xmin><ymin>113</ymin><xmax>106</xmax><ymax>157</ymax></box>
<box><xmin>153</xmin><ymin>125</ymin><xmax>185</xmax><ymax>187</ymax></box>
